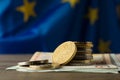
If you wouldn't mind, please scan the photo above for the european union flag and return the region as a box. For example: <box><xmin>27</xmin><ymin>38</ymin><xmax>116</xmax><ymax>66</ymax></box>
<box><xmin>0</xmin><ymin>0</ymin><xmax>120</xmax><ymax>54</ymax></box>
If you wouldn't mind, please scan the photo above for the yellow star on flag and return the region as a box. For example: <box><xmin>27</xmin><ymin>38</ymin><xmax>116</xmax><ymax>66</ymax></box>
<box><xmin>62</xmin><ymin>0</ymin><xmax>80</xmax><ymax>8</ymax></box>
<box><xmin>98</xmin><ymin>39</ymin><xmax>111</xmax><ymax>53</ymax></box>
<box><xmin>16</xmin><ymin>0</ymin><xmax>36</xmax><ymax>22</ymax></box>
<box><xmin>88</xmin><ymin>8</ymin><xmax>98</xmax><ymax>25</ymax></box>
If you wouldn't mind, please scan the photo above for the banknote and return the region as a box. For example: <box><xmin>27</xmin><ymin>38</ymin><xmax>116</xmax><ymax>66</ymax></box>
<box><xmin>92</xmin><ymin>54</ymin><xmax>112</xmax><ymax>64</ymax></box>
<box><xmin>110</xmin><ymin>54</ymin><xmax>120</xmax><ymax>72</ymax></box>
<box><xmin>6</xmin><ymin>64</ymin><xmax>118</xmax><ymax>73</ymax></box>
<box><xmin>115</xmin><ymin>54</ymin><xmax>120</xmax><ymax>66</ymax></box>
<box><xmin>6</xmin><ymin>52</ymin><xmax>120</xmax><ymax>73</ymax></box>
<box><xmin>30</xmin><ymin>52</ymin><xmax>52</xmax><ymax>62</ymax></box>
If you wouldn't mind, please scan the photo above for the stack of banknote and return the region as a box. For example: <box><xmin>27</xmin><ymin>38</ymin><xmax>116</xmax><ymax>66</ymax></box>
<box><xmin>6</xmin><ymin>41</ymin><xmax>120</xmax><ymax>73</ymax></box>
<box><xmin>6</xmin><ymin>52</ymin><xmax>120</xmax><ymax>73</ymax></box>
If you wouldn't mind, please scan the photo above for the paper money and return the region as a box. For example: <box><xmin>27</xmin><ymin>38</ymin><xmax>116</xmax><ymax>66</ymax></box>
<box><xmin>115</xmin><ymin>54</ymin><xmax>120</xmax><ymax>65</ymax></box>
<box><xmin>6</xmin><ymin>65</ymin><xmax>118</xmax><ymax>73</ymax></box>
<box><xmin>6</xmin><ymin>52</ymin><xmax>119</xmax><ymax>73</ymax></box>
<box><xmin>110</xmin><ymin>54</ymin><xmax>120</xmax><ymax>72</ymax></box>
<box><xmin>110</xmin><ymin>54</ymin><xmax>120</xmax><ymax>66</ymax></box>
<box><xmin>91</xmin><ymin>54</ymin><xmax>112</xmax><ymax>64</ymax></box>
<box><xmin>5</xmin><ymin>41</ymin><xmax>120</xmax><ymax>74</ymax></box>
<box><xmin>30</xmin><ymin>52</ymin><xmax>52</xmax><ymax>62</ymax></box>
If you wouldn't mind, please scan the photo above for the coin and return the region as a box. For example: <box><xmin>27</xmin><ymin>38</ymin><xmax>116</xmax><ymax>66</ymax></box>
<box><xmin>75</xmin><ymin>42</ymin><xmax>93</xmax><ymax>48</ymax></box>
<box><xmin>52</xmin><ymin>63</ymin><xmax>61</xmax><ymax>69</ymax></box>
<box><xmin>77</xmin><ymin>51</ymin><xmax>92</xmax><ymax>54</ymax></box>
<box><xmin>30</xmin><ymin>63</ymin><xmax>52</xmax><ymax>70</ymax></box>
<box><xmin>75</xmin><ymin>53</ymin><xmax>92</xmax><ymax>57</ymax></box>
<box><xmin>70</xmin><ymin>60</ymin><xmax>91</xmax><ymax>64</ymax></box>
<box><xmin>30</xmin><ymin>63</ymin><xmax>61</xmax><ymax>70</ymax></box>
<box><xmin>77</xmin><ymin>47</ymin><xmax>92</xmax><ymax>51</ymax></box>
<box><xmin>18</xmin><ymin>61</ymin><xmax>30</xmax><ymax>67</ymax></box>
<box><xmin>74</xmin><ymin>41</ymin><xmax>92</xmax><ymax>44</ymax></box>
<box><xmin>52</xmin><ymin>41</ymin><xmax>77</xmax><ymax>65</ymax></box>
<box><xmin>74</xmin><ymin>56</ymin><xmax>93</xmax><ymax>60</ymax></box>
<box><xmin>67</xmin><ymin>63</ymin><xmax>91</xmax><ymax>66</ymax></box>
<box><xmin>18</xmin><ymin>60</ymin><xmax>48</xmax><ymax>66</ymax></box>
<box><xmin>18</xmin><ymin>61</ymin><xmax>29</xmax><ymax>66</ymax></box>
<box><xmin>76</xmin><ymin>47</ymin><xmax>92</xmax><ymax>50</ymax></box>
<box><xmin>29</xmin><ymin>60</ymin><xmax>48</xmax><ymax>65</ymax></box>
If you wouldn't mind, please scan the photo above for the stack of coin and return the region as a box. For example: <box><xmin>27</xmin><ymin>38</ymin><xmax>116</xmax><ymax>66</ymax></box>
<box><xmin>18</xmin><ymin>60</ymin><xmax>49</xmax><ymax>67</ymax></box>
<box><xmin>18</xmin><ymin>60</ymin><xmax>61</xmax><ymax>70</ymax></box>
<box><xmin>67</xmin><ymin>41</ymin><xmax>93</xmax><ymax>66</ymax></box>
<box><xmin>52</xmin><ymin>41</ymin><xmax>93</xmax><ymax>66</ymax></box>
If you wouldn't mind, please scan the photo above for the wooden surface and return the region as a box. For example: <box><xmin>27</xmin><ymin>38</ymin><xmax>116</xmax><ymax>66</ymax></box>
<box><xmin>0</xmin><ymin>54</ymin><xmax>120</xmax><ymax>80</ymax></box>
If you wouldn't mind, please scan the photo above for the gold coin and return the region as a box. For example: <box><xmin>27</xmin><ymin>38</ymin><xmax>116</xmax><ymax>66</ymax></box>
<box><xmin>76</xmin><ymin>50</ymin><xmax>92</xmax><ymax>53</ymax></box>
<box><xmin>52</xmin><ymin>63</ymin><xmax>61</xmax><ymax>69</ymax></box>
<box><xmin>77</xmin><ymin>47</ymin><xmax>92</xmax><ymax>50</ymax></box>
<box><xmin>75</xmin><ymin>42</ymin><xmax>93</xmax><ymax>48</ymax></box>
<box><xmin>18</xmin><ymin>61</ymin><xmax>30</xmax><ymax>67</ymax></box>
<box><xmin>74</xmin><ymin>56</ymin><xmax>93</xmax><ymax>60</ymax></box>
<box><xmin>18</xmin><ymin>61</ymin><xmax>30</xmax><ymax>66</ymax></box>
<box><xmin>76</xmin><ymin>45</ymin><xmax>93</xmax><ymax>48</ymax></box>
<box><xmin>77</xmin><ymin>47</ymin><xmax>92</xmax><ymax>51</ymax></box>
<box><xmin>67</xmin><ymin>63</ymin><xmax>91</xmax><ymax>66</ymax></box>
<box><xmin>70</xmin><ymin>60</ymin><xmax>91</xmax><ymax>64</ymax></box>
<box><xmin>74</xmin><ymin>41</ymin><xmax>92</xmax><ymax>44</ymax></box>
<box><xmin>30</xmin><ymin>63</ymin><xmax>61</xmax><ymax>70</ymax></box>
<box><xmin>52</xmin><ymin>41</ymin><xmax>77</xmax><ymax>65</ymax></box>
<box><xmin>29</xmin><ymin>60</ymin><xmax>49</xmax><ymax>65</ymax></box>
<box><xmin>18</xmin><ymin>60</ymin><xmax>48</xmax><ymax>66</ymax></box>
<box><xmin>30</xmin><ymin>63</ymin><xmax>52</xmax><ymax>70</ymax></box>
<box><xmin>75</xmin><ymin>53</ymin><xmax>92</xmax><ymax>56</ymax></box>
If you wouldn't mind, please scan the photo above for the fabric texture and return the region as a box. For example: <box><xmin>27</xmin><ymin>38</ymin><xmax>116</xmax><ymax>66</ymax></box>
<box><xmin>0</xmin><ymin>0</ymin><xmax>120</xmax><ymax>53</ymax></box>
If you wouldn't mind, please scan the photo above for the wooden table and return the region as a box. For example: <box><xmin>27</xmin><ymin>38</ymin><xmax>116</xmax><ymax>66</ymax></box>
<box><xmin>0</xmin><ymin>54</ymin><xmax>120</xmax><ymax>80</ymax></box>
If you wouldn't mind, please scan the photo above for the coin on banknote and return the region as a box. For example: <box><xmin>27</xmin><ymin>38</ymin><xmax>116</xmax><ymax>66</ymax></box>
<box><xmin>74</xmin><ymin>56</ymin><xmax>93</xmax><ymax>60</ymax></box>
<box><xmin>76</xmin><ymin>47</ymin><xmax>92</xmax><ymax>51</ymax></box>
<box><xmin>70</xmin><ymin>60</ymin><xmax>91</xmax><ymax>64</ymax></box>
<box><xmin>52</xmin><ymin>41</ymin><xmax>77</xmax><ymax>65</ymax></box>
<box><xmin>18</xmin><ymin>61</ymin><xmax>30</xmax><ymax>67</ymax></box>
<box><xmin>77</xmin><ymin>47</ymin><xmax>92</xmax><ymax>52</ymax></box>
<box><xmin>74</xmin><ymin>41</ymin><xmax>92</xmax><ymax>44</ymax></box>
<box><xmin>30</xmin><ymin>63</ymin><xmax>61</xmax><ymax>70</ymax></box>
<box><xmin>29</xmin><ymin>60</ymin><xmax>48</xmax><ymax>65</ymax></box>
<box><xmin>75</xmin><ymin>53</ymin><xmax>92</xmax><ymax>56</ymax></box>
<box><xmin>75</xmin><ymin>42</ymin><xmax>93</xmax><ymax>47</ymax></box>
<box><xmin>52</xmin><ymin>63</ymin><xmax>61</xmax><ymax>69</ymax></box>
<box><xmin>67</xmin><ymin>63</ymin><xmax>91</xmax><ymax>66</ymax></box>
<box><xmin>76</xmin><ymin>52</ymin><xmax>92</xmax><ymax>54</ymax></box>
<box><xmin>18</xmin><ymin>60</ymin><xmax>48</xmax><ymax>67</ymax></box>
<box><xmin>30</xmin><ymin>63</ymin><xmax>52</xmax><ymax>70</ymax></box>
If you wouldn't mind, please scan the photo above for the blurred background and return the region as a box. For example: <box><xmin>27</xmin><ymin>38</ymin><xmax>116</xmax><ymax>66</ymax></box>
<box><xmin>0</xmin><ymin>0</ymin><xmax>120</xmax><ymax>54</ymax></box>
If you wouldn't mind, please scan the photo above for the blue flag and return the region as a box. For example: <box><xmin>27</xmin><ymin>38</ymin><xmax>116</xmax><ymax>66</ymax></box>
<box><xmin>0</xmin><ymin>0</ymin><xmax>120</xmax><ymax>54</ymax></box>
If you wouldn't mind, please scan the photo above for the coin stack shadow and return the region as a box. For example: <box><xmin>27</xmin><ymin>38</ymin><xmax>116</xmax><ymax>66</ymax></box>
<box><xmin>67</xmin><ymin>42</ymin><xmax>93</xmax><ymax>66</ymax></box>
